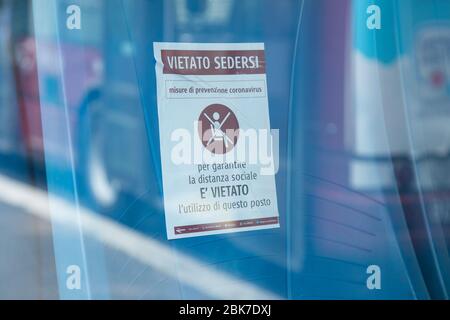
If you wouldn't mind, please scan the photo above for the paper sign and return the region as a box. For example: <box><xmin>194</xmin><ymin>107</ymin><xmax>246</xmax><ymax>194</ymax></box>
<box><xmin>154</xmin><ymin>42</ymin><xmax>279</xmax><ymax>240</ymax></box>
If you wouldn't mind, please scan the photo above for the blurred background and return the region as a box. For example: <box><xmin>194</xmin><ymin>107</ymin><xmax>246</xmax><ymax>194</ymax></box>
<box><xmin>0</xmin><ymin>0</ymin><xmax>449</xmax><ymax>299</ymax></box>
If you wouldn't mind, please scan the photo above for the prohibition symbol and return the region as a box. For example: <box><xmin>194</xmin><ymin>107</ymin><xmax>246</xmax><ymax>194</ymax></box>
<box><xmin>198</xmin><ymin>104</ymin><xmax>239</xmax><ymax>154</ymax></box>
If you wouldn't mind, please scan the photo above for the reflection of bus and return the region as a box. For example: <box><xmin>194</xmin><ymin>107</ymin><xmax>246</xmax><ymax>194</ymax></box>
<box><xmin>0</xmin><ymin>0</ymin><xmax>45</xmax><ymax>184</ymax></box>
<box><xmin>13</xmin><ymin>0</ymin><xmax>102</xmax><ymax>163</ymax></box>
<box><xmin>10</xmin><ymin>0</ymin><xmax>114</xmax><ymax>206</ymax></box>
<box><xmin>348</xmin><ymin>0</ymin><xmax>450</xmax><ymax>299</ymax></box>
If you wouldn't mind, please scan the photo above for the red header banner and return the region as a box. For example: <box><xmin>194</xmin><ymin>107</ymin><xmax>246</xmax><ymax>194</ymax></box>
<box><xmin>161</xmin><ymin>50</ymin><xmax>266</xmax><ymax>75</ymax></box>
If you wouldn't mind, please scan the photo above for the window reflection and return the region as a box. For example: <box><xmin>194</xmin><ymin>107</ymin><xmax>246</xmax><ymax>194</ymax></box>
<box><xmin>0</xmin><ymin>0</ymin><xmax>449</xmax><ymax>300</ymax></box>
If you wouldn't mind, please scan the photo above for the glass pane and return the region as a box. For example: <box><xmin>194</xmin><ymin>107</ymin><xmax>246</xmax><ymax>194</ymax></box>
<box><xmin>0</xmin><ymin>0</ymin><xmax>449</xmax><ymax>300</ymax></box>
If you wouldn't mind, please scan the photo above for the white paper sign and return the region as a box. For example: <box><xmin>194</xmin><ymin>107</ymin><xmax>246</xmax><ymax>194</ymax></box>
<box><xmin>154</xmin><ymin>42</ymin><xmax>279</xmax><ymax>240</ymax></box>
